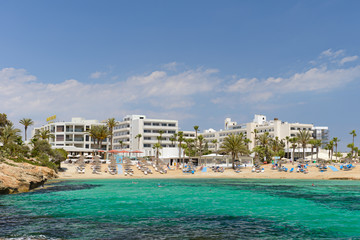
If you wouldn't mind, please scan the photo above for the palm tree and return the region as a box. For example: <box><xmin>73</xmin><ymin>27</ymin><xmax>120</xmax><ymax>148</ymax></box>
<box><xmin>35</xmin><ymin>129</ymin><xmax>54</xmax><ymax>140</ymax></box>
<box><xmin>0</xmin><ymin>123</ymin><xmax>21</xmax><ymax>145</ymax></box>
<box><xmin>328</xmin><ymin>140</ymin><xmax>334</xmax><ymax>160</ymax></box>
<box><xmin>347</xmin><ymin>143</ymin><xmax>354</xmax><ymax>159</ymax></box>
<box><xmin>193</xmin><ymin>125</ymin><xmax>199</xmax><ymax>152</ymax></box>
<box><xmin>118</xmin><ymin>140</ymin><xmax>124</xmax><ymax>149</ymax></box>
<box><xmin>252</xmin><ymin>129</ymin><xmax>258</xmax><ymax>147</ymax></box>
<box><xmin>354</xmin><ymin>147</ymin><xmax>359</xmax><ymax>160</ymax></box>
<box><xmin>135</xmin><ymin>134</ymin><xmax>142</xmax><ymax>150</ymax></box>
<box><xmin>19</xmin><ymin>118</ymin><xmax>34</xmax><ymax>141</ymax></box>
<box><xmin>198</xmin><ymin>135</ymin><xmax>205</xmax><ymax>165</ymax></box>
<box><xmin>314</xmin><ymin>139</ymin><xmax>322</xmax><ymax>161</ymax></box>
<box><xmin>211</xmin><ymin>139</ymin><xmax>218</xmax><ymax>154</ymax></box>
<box><xmin>97</xmin><ymin>125</ymin><xmax>110</xmax><ymax>150</ymax></box>
<box><xmin>350</xmin><ymin>130</ymin><xmax>357</xmax><ymax>159</ymax></box>
<box><xmin>308</xmin><ymin>139</ymin><xmax>317</xmax><ymax>161</ymax></box>
<box><xmin>87</xmin><ymin>125</ymin><xmax>110</xmax><ymax>149</ymax></box>
<box><xmin>177</xmin><ymin>131</ymin><xmax>184</xmax><ymax>166</ymax></box>
<box><xmin>332</xmin><ymin>137</ymin><xmax>340</xmax><ymax>162</ymax></box>
<box><xmin>296</xmin><ymin>130</ymin><xmax>311</xmax><ymax>159</ymax></box>
<box><xmin>257</xmin><ymin>132</ymin><xmax>272</xmax><ymax>162</ymax></box>
<box><xmin>107</xmin><ymin>118</ymin><xmax>118</xmax><ymax>150</ymax></box>
<box><xmin>289</xmin><ymin>137</ymin><xmax>298</xmax><ymax>163</ymax></box>
<box><xmin>244</xmin><ymin>138</ymin><xmax>251</xmax><ymax>151</ymax></box>
<box><xmin>285</xmin><ymin>136</ymin><xmax>290</xmax><ymax>159</ymax></box>
<box><xmin>184</xmin><ymin>138</ymin><xmax>194</xmax><ymax>157</ymax></box>
<box><xmin>220</xmin><ymin>134</ymin><xmax>248</xmax><ymax>169</ymax></box>
<box><xmin>153</xmin><ymin>142</ymin><xmax>162</xmax><ymax>164</ymax></box>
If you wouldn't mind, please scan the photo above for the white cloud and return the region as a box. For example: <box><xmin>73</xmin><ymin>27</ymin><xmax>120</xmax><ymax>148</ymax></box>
<box><xmin>162</xmin><ymin>62</ymin><xmax>178</xmax><ymax>71</ymax></box>
<box><xmin>0</xmin><ymin>67</ymin><xmax>219</xmax><ymax>126</ymax></box>
<box><xmin>226</xmin><ymin>65</ymin><xmax>360</xmax><ymax>102</ymax></box>
<box><xmin>340</xmin><ymin>55</ymin><xmax>358</xmax><ymax>65</ymax></box>
<box><xmin>90</xmin><ymin>71</ymin><xmax>107</xmax><ymax>79</ymax></box>
<box><xmin>320</xmin><ymin>49</ymin><xmax>344</xmax><ymax>58</ymax></box>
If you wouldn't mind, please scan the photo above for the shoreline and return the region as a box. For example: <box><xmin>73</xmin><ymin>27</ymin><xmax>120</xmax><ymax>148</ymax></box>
<box><xmin>57</xmin><ymin>163</ymin><xmax>360</xmax><ymax>181</ymax></box>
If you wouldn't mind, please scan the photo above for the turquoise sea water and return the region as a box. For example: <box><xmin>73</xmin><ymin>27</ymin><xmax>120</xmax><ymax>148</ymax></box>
<box><xmin>1</xmin><ymin>179</ymin><xmax>360</xmax><ymax>239</ymax></box>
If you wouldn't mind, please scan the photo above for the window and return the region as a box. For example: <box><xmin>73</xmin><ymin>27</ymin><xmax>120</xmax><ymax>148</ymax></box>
<box><xmin>144</xmin><ymin>144</ymin><xmax>151</xmax><ymax>147</ymax></box>
<box><xmin>144</xmin><ymin>129</ymin><xmax>151</xmax><ymax>133</ymax></box>
<box><xmin>144</xmin><ymin>137</ymin><xmax>151</xmax><ymax>140</ymax></box>
<box><xmin>144</xmin><ymin>122</ymin><xmax>151</xmax><ymax>126</ymax></box>
<box><xmin>168</xmin><ymin>130</ymin><xmax>175</xmax><ymax>134</ymax></box>
<box><xmin>56</xmin><ymin>135</ymin><xmax>64</xmax><ymax>141</ymax></box>
<box><xmin>161</xmin><ymin>123</ymin><xmax>167</xmax><ymax>126</ymax></box>
<box><xmin>152</xmin><ymin>123</ymin><xmax>160</xmax><ymax>126</ymax></box>
<box><xmin>169</xmin><ymin>123</ymin><xmax>176</xmax><ymax>127</ymax></box>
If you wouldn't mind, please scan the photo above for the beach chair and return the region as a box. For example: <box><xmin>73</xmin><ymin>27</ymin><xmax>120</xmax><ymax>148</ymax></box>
<box><xmin>289</xmin><ymin>168</ymin><xmax>294</xmax><ymax>173</ymax></box>
<box><xmin>261</xmin><ymin>168</ymin><xmax>264</xmax><ymax>173</ymax></box>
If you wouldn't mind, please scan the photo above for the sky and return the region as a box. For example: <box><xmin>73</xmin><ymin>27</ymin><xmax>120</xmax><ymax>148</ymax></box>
<box><xmin>0</xmin><ymin>0</ymin><xmax>360</xmax><ymax>151</ymax></box>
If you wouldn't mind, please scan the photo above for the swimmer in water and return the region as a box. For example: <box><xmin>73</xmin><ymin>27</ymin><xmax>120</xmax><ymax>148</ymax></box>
<box><xmin>312</xmin><ymin>183</ymin><xmax>315</xmax><ymax>187</ymax></box>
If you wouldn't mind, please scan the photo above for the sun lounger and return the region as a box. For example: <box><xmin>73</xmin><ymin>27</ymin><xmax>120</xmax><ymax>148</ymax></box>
<box><xmin>328</xmin><ymin>165</ymin><xmax>339</xmax><ymax>172</ymax></box>
<box><xmin>289</xmin><ymin>168</ymin><xmax>294</xmax><ymax>173</ymax></box>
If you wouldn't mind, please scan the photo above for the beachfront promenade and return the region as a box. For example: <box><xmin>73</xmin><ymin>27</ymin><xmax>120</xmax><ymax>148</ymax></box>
<box><xmin>59</xmin><ymin>162</ymin><xmax>360</xmax><ymax>180</ymax></box>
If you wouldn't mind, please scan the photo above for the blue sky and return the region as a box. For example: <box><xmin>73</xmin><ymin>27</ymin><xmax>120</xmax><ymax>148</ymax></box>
<box><xmin>1</xmin><ymin>0</ymin><xmax>360</xmax><ymax>150</ymax></box>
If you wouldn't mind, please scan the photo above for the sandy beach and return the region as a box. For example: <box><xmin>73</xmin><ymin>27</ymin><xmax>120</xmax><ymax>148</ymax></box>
<box><xmin>58</xmin><ymin>163</ymin><xmax>360</xmax><ymax>180</ymax></box>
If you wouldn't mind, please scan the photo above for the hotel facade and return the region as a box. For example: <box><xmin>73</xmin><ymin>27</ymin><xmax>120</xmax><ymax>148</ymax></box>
<box><xmin>32</xmin><ymin>114</ymin><xmax>328</xmax><ymax>159</ymax></box>
<box><xmin>32</xmin><ymin>117</ymin><xmax>109</xmax><ymax>154</ymax></box>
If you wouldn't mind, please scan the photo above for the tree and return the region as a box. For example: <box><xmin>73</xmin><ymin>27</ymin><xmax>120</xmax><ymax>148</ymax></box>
<box><xmin>107</xmin><ymin>118</ymin><xmax>118</xmax><ymax>150</ymax></box>
<box><xmin>308</xmin><ymin>139</ymin><xmax>317</xmax><ymax>161</ymax></box>
<box><xmin>289</xmin><ymin>137</ymin><xmax>298</xmax><ymax>163</ymax></box>
<box><xmin>87</xmin><ymin>125</ymin><xmax>110</xmax><ymax>149</ymax></box>
<box><xmin>19</xmin><ymin>118</ymin><xmax>34</xmax><ymax>141</ymax></box>
<box><xmin>193</xmin><ymin>125</ymin><xmax>199</xmax><ymax>152</ymax></box>
<box><xmin>328</xmin><ymin>140</ymin><xmax>334</xmax><ymax>160</ymax></box>
<box><xmin>0</xmin><ymin>123</ymin><xmax>21</xmax><ymax>146</ymax></box>
<box><xmin>257</xmin><ymin>132</ymin><xmax>272</xmax><ymax>162</ymax></box>
<box><xmin>177</xmin><ymin>131</ymin><xmax>184</xmax><ymax>166</ymax></box>
<box><xmin>153</xmin><ymin>142</ymin><xmax>162</xmax><ymax>164</ymax></box>
<box><xmin>350</xmin><ymin>130</ymin><xmax>357</xmax><ymax>159</ymax></box>
<box><xmin>314</xmin><ymin>139</ymin><xmax>322</xmax><ymax>161</ymax></box>
<box><xmin>34</xmin><ymin>129</ymin><xmax>54</xmax><ymax>140</ymax></box>
<box><xmin>220</xmin><ymin>134</ymin><xmax>248</xmax><ymax>169</ymax></box>
<box><xmin>118</xmin><ymin>140</ymin><xmax>124</xmax><ymax>149</ymax></box>
<box><xmin>285</xmin><ymin>136</ymin><xmax>290</xmax><ymax>159</ymax></box>
<box><xmin>135</xmin><ymin>134</ymin><xmax>142</xmax><ymax>150</ymax></box>
<box><xmin>244</xmin><ymin>138</ymin><xmax>251</xmax><ymax>151</ymax></box>
<box><xmin>197</xmin><ymin>135</ymin><xmax>204</xmax><ymax>165</ymax></box>
<box><xmin>347</xmin><ymin>143</ymin><xmax>354</xmax><ymax>159</ymax></box>
<box><xmin>332</xmin><ymin>137</ymin><xmax>340</xmax><ymax>162</ymax></box>
<box><xmin>296</xmin><ymin>130</ymin><xmax>311</xmax><ymax>159</ymax></box>
<box><xmin>184</xmin><ymin>138</ymin><xmax>195</xmax><ymax>157</ymax></box>
<box><xmin>211</xmin><ymin>139</ymin><xmax>218</xmax><ymax>154</ymax></box>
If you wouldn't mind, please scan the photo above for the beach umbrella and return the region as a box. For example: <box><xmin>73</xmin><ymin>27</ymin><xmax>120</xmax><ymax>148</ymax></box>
<box><xmin>77</xmin><ymin>155</ymin><xmax>85</xmax><ymax>167</ymax></box>
<box><xmin>109</xmin><ymin>155</ymin><xmax>117</xmax><ymax>167</ymax></box>
<box><xmin>109</xmin><ymin>149</ymin><xmax>121</xmax><ymax>154</ymax></box>
<box><xmin>93</xmin><ymin>155</ymin><xmax>101</xmax><ymax>168</ymax></box>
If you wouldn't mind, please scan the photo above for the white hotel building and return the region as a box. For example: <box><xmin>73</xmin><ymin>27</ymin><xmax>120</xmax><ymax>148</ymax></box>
<box><xmin>32</xmin><ymin>117</ymin><xmax>109</xmax><ymax>154</ymax></box>
<box><xmin>202</xmin><ymin>115</ymin><xmax>327</xmax><ymax>159</ymax></box>
<box><xmin>112</xmin><ymin>115</ymin><xmax>179</xmax><ymax>157</ymax></box>
<box><xmin>32</xmin><ymin>114</ymin><xmax>328</xmax><ymax>159</ymax></box>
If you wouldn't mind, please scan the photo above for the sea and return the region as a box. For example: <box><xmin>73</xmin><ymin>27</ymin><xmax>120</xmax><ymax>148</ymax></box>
<box><xmin>1</xmin><ymin>178</ymin><xmax>360</xmax><ymax>239</ymax></box>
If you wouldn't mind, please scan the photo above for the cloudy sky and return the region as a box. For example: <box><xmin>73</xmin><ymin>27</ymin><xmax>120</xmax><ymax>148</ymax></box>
<box><xmin>1</xmin><ymin>0</ymin><xmax>360</xmax><ymax>150</ymax></box>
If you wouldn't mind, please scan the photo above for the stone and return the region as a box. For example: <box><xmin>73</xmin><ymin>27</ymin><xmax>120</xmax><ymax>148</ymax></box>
<box><xmin>0</xmin><ymin>160</ymin><xmax>57</xmax><ymax>194</ymax></box>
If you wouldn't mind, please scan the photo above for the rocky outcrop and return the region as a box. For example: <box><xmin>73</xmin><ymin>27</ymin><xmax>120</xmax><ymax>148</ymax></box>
<box><xmin>0</xmin><ymin>160</ymin><xmax>58</xmax><ymax>194</ymax></box>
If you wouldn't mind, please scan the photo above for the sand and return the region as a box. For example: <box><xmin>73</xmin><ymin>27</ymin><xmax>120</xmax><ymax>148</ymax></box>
<box><xmin>58</xmin><ymin>163</ymin><xmax>360</xmax><ymax>180</ymax></box>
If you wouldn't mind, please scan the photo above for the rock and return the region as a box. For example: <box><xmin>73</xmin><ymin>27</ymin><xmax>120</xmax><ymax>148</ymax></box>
<box><xmin>0</xmin><ymin>160</ymin><xmax>58</xmax><ymax>194</ymax></box>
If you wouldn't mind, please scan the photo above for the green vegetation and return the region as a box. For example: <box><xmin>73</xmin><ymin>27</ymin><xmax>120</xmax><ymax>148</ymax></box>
<box><xmin>0</xmin><ymin>113</ymin><xmax>67</xmax><ymax>172</ymax></box>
